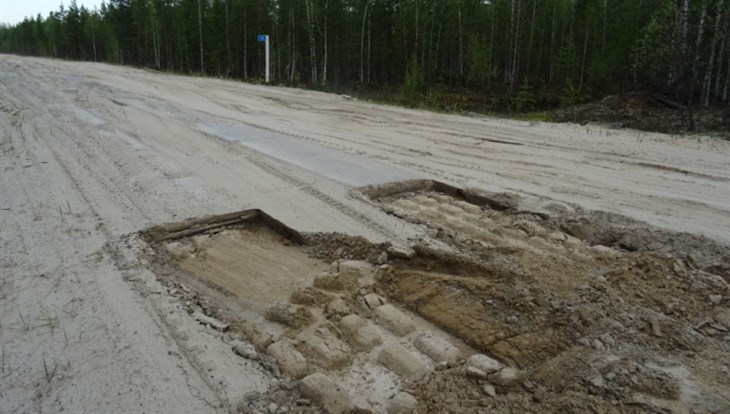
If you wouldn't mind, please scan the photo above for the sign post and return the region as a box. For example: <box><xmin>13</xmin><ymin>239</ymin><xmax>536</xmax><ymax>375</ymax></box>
<box><xmin>258</xmin><ymin>34</ymin><xmax>270</xmax><ymax>84</ymax></box>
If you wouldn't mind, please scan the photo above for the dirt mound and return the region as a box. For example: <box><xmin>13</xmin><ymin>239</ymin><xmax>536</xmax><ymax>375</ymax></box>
<box><xmin>552</xmin><ymin>92</ymin><xmax>730</xmax><ymax>134</ymax></box>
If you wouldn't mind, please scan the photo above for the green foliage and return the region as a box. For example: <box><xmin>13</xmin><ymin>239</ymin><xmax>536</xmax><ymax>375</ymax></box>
<box><xmin>0</xmin><ymin>0</ymin><xmax>727</xmax><ymax>109</ymax></box>
<box><xmin>560</xmin><ymin>79</ymin><xmax>578</xmax><ymax>110</ymax></box>
<box><xmin>632</xmin><ymin>0</ymin><xmax>677</xmax><ymax>87</ymax></box>
<box><xmin>512</xmin><ymin>77</ymin><xmax>536</xmax><ymax>113</ymax></box>
<box><xmin>466</xmin><ymin>33</ymin><xmax>492</xmax><ymax>87</ymax></box>
<box><xmin>402</xmin><ymin>55</ymin><xmax>424</xmax><ymax>103</ymax></box>
<box><xmin>554</xmin><ymin>41</ymin><xmax>579</xmax><ymax>87</ymax></box>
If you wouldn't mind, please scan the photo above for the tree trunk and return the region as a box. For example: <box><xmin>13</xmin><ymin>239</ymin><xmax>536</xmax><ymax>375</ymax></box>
<box><xmin>722</xmin><ymin>49</ymin><xmax>730</xmax><ymax>103</ymax></box>
<box><xmin>360</xmin><ymin>1</ymin><xmax>369</xmax><ymax>85</ymax></box>
<box><xmin>526</xmin><ymin>0</ymin><xmax>536</xmax><ymax>82</ymax></box>
<box><xmin>548</xmin><ymin>4</ymin><xmax>556</xmax><ymax>83</ymax></box>
<box><xmin>305</xmin><ymin>0</ymin><xmax>318</xmax><ymax>85</ymax></box>
<box><xmin>224</xmin><ymin>0</ymin><xmax>231</xmax><ymax>76</ymax></box>
<box><xmin>579</xmin><ymin>25</ymin><xmax>589</xmax><ymax>92</ymax></box>
<box><xmin>322</xmin><ymin>0</ymin><xmax>328</xmax><ymax>87</ymax></box>
<box><xmin>197</xmin><ymin>0</ymin><xmax>205</xmax><ymax>75</ymax></box>
<box><xmin>90</xmin><ymin>11</ymin><xmax>97</xmax><ymax>62</ymax></box>
<box><xmin>510</xmin><ymin>0</ymin><xmax>522</xmax><ymax>90</ymax></box>
<box><xmin>458</xmin><ymin>1</ymin><xmax>464</xmax><ymax>79</ymax></box>
<box><xmin>243</xmin><ymin>5</ymin><xmax>248</xmax><ymax>79</ymax></box>
<box><xmin>688</xmin><ymin>2</ymin><xmax>707</xmax><ymax>131</ymax></box>
<box><xmin>490</xmin><ymin>1</ymin><xmax>496</xmax><ymax>72</ymax></box>
<box><xmin>715</xmin><ymin>35</ymin><xmax>726</xmax><ymax>98</ymax></box>
<box><xmin>367</xmin><ymin>8</ymin><xmax>371</xmax><ymax>84</ymax></box>
<box><xmin>702</xmin><ymin>0</ymin><xmax>723</xmax><ymax>105</ymax></box>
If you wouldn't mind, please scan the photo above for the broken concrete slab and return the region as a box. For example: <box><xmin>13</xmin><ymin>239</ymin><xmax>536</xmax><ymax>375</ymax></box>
<box><xmin>373</xmin><ymin>304</ymin><xmax>416</xmax><ymax>336</ymax></box>
<box><xmin>266</xmin><ymin>341</ymin><xmax>309</xmax><ymax>379</ymax></box>
<box><xmin>413</xmin><ymin>333</ymin><xmax>461</xmax><ymax>364</ymax></box>
<box><xmin>377</xmin><ymin>343</ymin><xmax>430</xmax><ymax>381</ymax></box>
<box><xmin>464</xmin><ymin>354</ymin><xmax>504</xmax><ymax>375</ymax></box>
<box><xmin>299</xmin><ymin>330</ymin><xmax>351</xmax><ymax>370</ymax></box>
<box><xmin>338</xmin><ymin>314</ymin><xmax>383</xmax><ymax>352</ymax></box>
<box><xmin>299</xmin><ymin>373</ymin><xmax>354</xmax><ymax>413</ymax></box>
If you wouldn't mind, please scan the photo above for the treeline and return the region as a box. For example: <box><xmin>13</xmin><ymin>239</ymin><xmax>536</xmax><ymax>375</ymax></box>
<box><xmin>1</xmin><ymin>0</ymin><xmax>728</xmax><ymax>112</ymax></box>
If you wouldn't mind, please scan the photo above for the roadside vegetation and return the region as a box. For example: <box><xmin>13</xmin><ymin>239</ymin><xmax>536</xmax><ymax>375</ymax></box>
<box><xmin>1</xmin><ymin>0</ymin><xmax>728</xmax><ymax>133</ymax></box>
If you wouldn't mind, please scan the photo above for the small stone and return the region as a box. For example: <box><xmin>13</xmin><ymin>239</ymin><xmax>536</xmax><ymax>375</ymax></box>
<box><xmin>192</xmin><ymin>311</ymin><xmax>229</xmax><ymax>331</ymax></box>
<box><xmin>714</xmin><ymin>310</ymin><xmax>730</xmax><ymax>327</ymax></box>
<box><xmin>592</xmin><ymin>339</ymin><xmax>604</xmax><ymax>350</ymax></box>
<box><xmin>589</xmin><ymin>375</ymin><xmax>605</xmax><ymax>387</ymax></box>
<box><xmin>353</xmin><ymin>401</ymin><xmax>374</xmax><ymax>414</ymax></box>
<box><xmin>605</xmin><ymin>372</ymin><xmax>617</xmax><ymax>381</ymax></box>
<box><xmin>363</xmin><ymin>293</ymin><xmax>387</xmax><ymax>309</ymax></box>
<box><xmin>482</xmin><ymin>384</ymin><xmax>497</xmax><ymax>397</ymax></box>
<box><xmin>532</xmin><ymin>387</ymin><xmax>546</xmax><ymax>403</ymax></box>
<box><xmin>709</xmin><ymin>295</ymin><xmax>723</xmax><ymax>305</ymax></box>
<box><xmin>376</xmin><ymin>251</ymin><xmax>388</xmax><ymax>265</ymax></box>
<box><xmin>466</xmin><ymin>366</ymin><xmax>488</xmax><ymax>379</ymax></box>
<box><xmin>490</xmin><ymin>367</ymin><xmax>521</xmax><ymax>386</ymax></box>
<box><xmin>465</xmin><ymin>354</ymin><xmax>504</xmax><ymax>374</ymax></box>
<box><xmin>506</xmin><ymin>315</ymin><xmax>519</xmax><ymax>324</ymax></box>
<box><xmin>268</xmin><ymin>402</ymin><xmax>278</xmax><ymax>413</ymax></box>
<box><xmin>649</xmin><ymin>317</ymin><xmax>663</xmax><ymax>337</ymax></box>
<box><xmin>231</xmin><ymin>340</ymin><xmax>258</xmax><ymax>359</ymax></box>
<box><xmin>435</xmin><ymin>361</ymin><xmax>449</xmax><ymax>371</ymax></box>
<box><xmin>577</xmin><ymin>337</ymin><xmax>591</xmax><ymax>347</ymax></box>
<box><xmin>245</xmin><ymin>391</ymin><xmax>261</xmax><ymax>401</ymax></box>
<box><xmin>326</xmin><ymin>298</ymin><xmax>351</xmax><ymax>316</ymax></box>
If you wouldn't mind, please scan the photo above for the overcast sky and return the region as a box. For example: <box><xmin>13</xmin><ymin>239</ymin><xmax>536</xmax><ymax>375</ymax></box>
<box><xmin>1</xmin><ymin>0</ymin><xmax>102</xmax><ymax>25</ymax></box>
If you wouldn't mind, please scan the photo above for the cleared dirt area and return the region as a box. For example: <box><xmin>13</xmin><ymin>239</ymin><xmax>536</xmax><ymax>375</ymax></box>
<box><xmin>0</xmin><ymin>55</ymin><xmax>728</xmax><ymax>413</ymax></box>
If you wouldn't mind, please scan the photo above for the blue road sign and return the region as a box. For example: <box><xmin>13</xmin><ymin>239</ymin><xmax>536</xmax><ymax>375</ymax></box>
<box><xmin>258</xmin><ymin>35</ymin><xmax>267</xmax><ymax>42</ymax></box>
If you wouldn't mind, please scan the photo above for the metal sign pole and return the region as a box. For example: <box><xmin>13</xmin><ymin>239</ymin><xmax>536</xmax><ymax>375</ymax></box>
<box><xmin>258</xmin><ymin>34</ymin><xmax>270</xmax><ymax>84</ymax></box>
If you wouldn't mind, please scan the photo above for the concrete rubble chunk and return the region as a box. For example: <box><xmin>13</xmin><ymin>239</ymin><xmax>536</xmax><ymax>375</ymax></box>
<box><xmin>230</xmin><ymin>339</ymin><xmax>257</xmax><ymax>359</ymax></box>
<box><xmin>377</xmin><ymin>343</ymin><xmax>430</xmax><ymax>381</ymax></box>
<box><xmin>339</xmin><ymin>314</ymin><xmax>383</xmax><ymax>351</ymax></box>
<box><xmin>299</xmin><ymin>373</ymin><xmax>354</xmax><ymax>414</ymax></box>
<box><xmin>466</xmin><ymin>366</ymin><xmax>487</xmax><ymax>379</ymax></box>
<box><xmin>490</xmin><ymin>367</ymin><xmax>522</xmax><ymax>386</ymax></box>
<box><xmin>387</xmin><ymin>392</ymin><xmax>418</xmax><ymax>414</ymax></box>
<box><xmin>192</xmin><ymin>311</ymin><xmax>229</xmax><ymax>331</ymax></box>
<box><xmin>413</xmin><ymin>333</ymin><xmax>461</xmax><ymax>364</ymax></box>
<box><xmin>363</xmin><ymin>293</ymin><xmax>387</xmax><ymax>309</ymax></box>
<box><xmin>266</xmin><ymin>341</ymin><xmax>309</xmax><ymax>379</ymax></box>
<box><xmin>373</xmin><ymin>304</ymin><xmax>416</xmax><ymax>336</ymax></box>
<box><xmin>714</xmin><ymin>309</ymin><xmax>730</xmax><ymax>327</ymax></box>
<box><xmin>326</xmin><ymin>298</ymin><xmax>351</xmax><ymax>317</ymax></box>
<box><xmin>300</xmin><ymin>331</ymin><xmax>351</xmax><ymax>369</ymax></box>
<box><xmin>482</xmin><ymin>384</ymin><xmax>497</xmax><ymax>397</ymax></box>
<box><xmin>465</xmin><ymin>354</ymin><xmax>504</xmax><ymax>375</ymax></box>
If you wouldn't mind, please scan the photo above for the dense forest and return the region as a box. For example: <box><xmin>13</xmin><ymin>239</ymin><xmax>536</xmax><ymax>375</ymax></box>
<box><xmin>1</xmin><ymin>0</ymin><xmax>729</xmax><ymax>117</ymax></box>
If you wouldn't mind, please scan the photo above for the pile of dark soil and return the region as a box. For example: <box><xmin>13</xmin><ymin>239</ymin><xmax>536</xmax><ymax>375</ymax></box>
<box><xmin>552</xmin><ymin>92</ymin><xmax>730</xmax><ymax>135</ymax></box>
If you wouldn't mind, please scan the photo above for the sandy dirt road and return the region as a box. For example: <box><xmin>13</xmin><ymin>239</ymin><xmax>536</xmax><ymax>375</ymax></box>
<box><xmin>0</xmin><ymin>55</ymin><xmax>728</xmax><ymax>413</ymax></box>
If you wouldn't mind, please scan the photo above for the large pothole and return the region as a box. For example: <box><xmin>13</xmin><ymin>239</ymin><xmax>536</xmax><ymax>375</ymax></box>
<box><xmin>131</xmin><ymin>194</ymin><xmax>729</xmax><ymax>413</ymax></box>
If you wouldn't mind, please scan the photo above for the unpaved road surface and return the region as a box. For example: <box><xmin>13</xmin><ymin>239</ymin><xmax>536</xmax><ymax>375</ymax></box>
<box><xmin>1</xmin><ymin>55</ymin><xmax>729</xmax><ymax>414</ymax></box>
